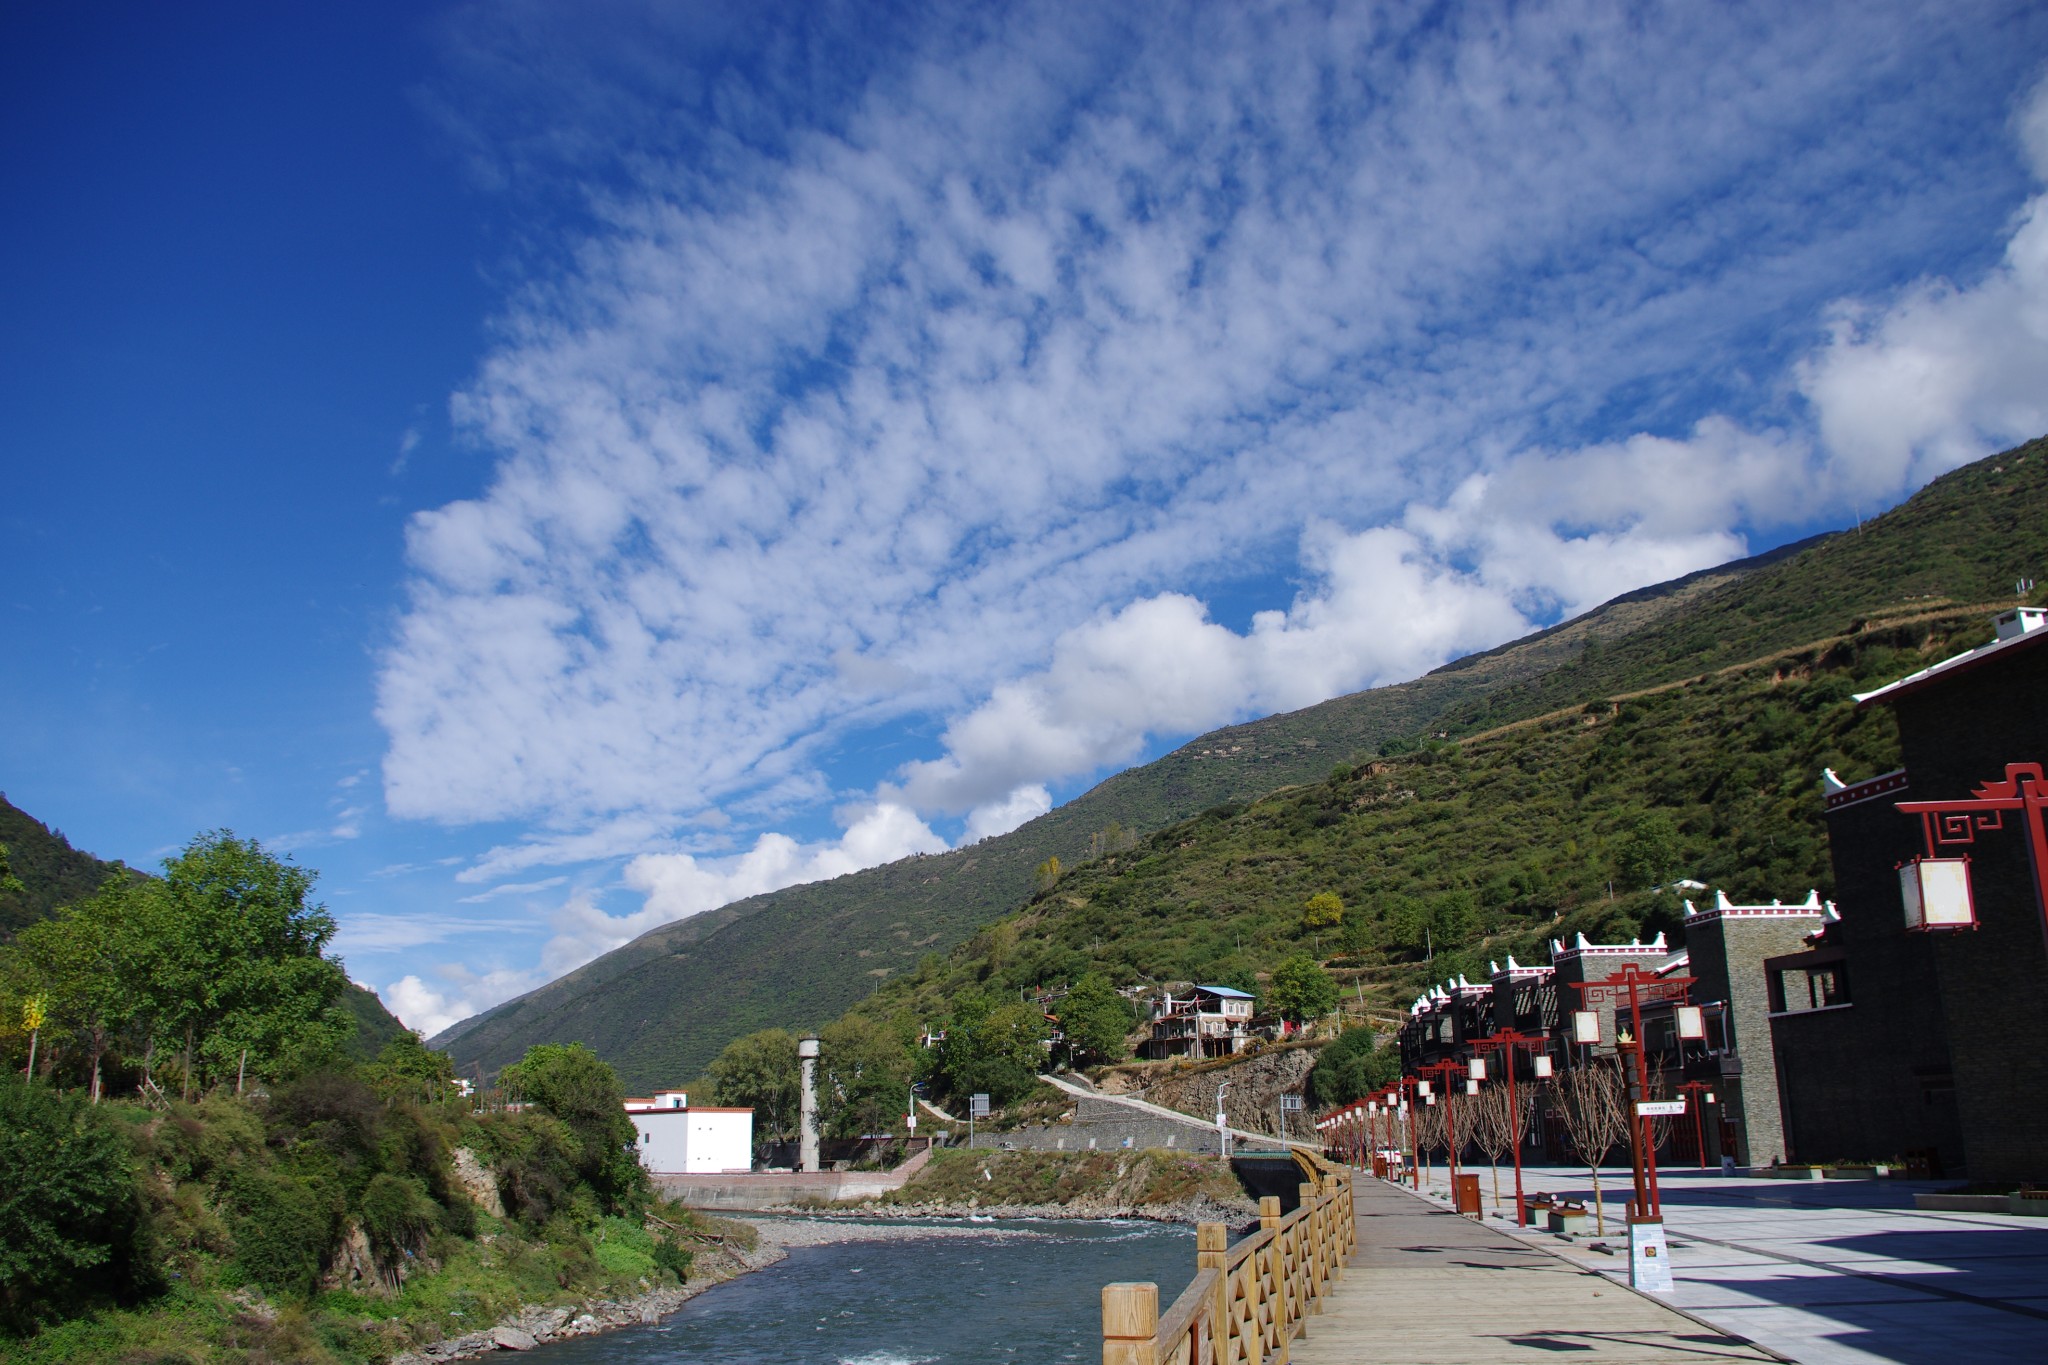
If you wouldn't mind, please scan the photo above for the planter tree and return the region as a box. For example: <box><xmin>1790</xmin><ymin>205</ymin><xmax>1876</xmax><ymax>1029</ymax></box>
<box><xmin>1553</xmin><ymin>1058</ymin><xmax>1629</xmax><ymax>1235</ymax></box>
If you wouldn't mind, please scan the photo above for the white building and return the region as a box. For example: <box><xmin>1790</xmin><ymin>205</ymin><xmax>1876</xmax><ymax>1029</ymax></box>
<box><xmin>622</xmin><ymin>1091</ymin><xmax>754</xmax><ymax>1174</ymax></box>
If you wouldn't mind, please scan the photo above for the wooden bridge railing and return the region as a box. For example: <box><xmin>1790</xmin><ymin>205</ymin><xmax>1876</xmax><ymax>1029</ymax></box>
<box><xmin>1102</xmin><ymin>1156</ymin><xmax>1355</xmax><ymax>1365</ymax></box>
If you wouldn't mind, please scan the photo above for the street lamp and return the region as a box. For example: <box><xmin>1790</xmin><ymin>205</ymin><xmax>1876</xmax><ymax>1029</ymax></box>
<box><xmin>1676</xmin><ymin>1080</ymin><xmax>1717</xmax><ymax>1170</ymax></box>
<box><xmin>1467</xmin><ymin>1029</ymin><xmax>1553</xmax><ymax>1226</ymax></box>
<box><xmin>1419</xmin><ymin>1059</ymin><xmax>1469</xmax><ymax>1190</ymax></box>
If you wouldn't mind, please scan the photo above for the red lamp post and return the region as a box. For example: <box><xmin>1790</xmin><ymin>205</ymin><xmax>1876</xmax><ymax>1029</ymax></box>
<box><xmin>1391</xmin><ymin>1077</ymin><xmax>1423</xmax><ymax>1189</ymax></box>
<box><xmin>1468</xmin><ymin>1029</ymin><xmax>1554</xmax><ymax>1226</ymax></box>
<box><xmin>1419</xmin><ymin>1059</ymin><xmax>1468</xmax><ymax>1187</ymax></box>
<box><xmin>1676</xmin><ymin>1080</ymin><xmax>1717</xmax><ymax>1170</ymax></box>
<box><xmin>1568</xmin><ymin>964</ymin><xmax>1698</xmax><ymax>1222</ymax></box>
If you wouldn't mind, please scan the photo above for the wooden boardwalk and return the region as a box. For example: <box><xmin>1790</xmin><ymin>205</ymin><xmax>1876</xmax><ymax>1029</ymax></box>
<box><xmin>1289</xmin><ymin>1179</ymin><xmax>1776</xmax><ymax>1364</ymax></box>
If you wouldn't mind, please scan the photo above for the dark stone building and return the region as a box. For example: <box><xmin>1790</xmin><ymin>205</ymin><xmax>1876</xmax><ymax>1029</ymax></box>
<box><xmin>1768</xmin><ymin>608</ymin><xmax>2048</xmax><ymax>1180</ymax></box>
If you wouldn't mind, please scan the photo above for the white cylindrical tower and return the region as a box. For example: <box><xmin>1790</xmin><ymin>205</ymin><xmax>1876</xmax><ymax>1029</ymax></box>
<box><xmin>798</xmin><ymin>1034</ymin><xmax>821</xmax><ymax>1173</ymax></box>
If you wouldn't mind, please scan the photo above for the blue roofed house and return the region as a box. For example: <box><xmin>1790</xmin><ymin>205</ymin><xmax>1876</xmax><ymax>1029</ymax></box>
<box><xmin>1139</xmin><ymin>984</ymin><xmax>1256</xmax><ymax>1060</ymax></box>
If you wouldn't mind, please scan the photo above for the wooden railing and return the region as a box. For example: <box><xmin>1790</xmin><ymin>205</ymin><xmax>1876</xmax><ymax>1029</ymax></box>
<box><xmin>1102</xmin><ymin>1155</ymin><xmax>1355</xmax><ymax>1365</ymax></box>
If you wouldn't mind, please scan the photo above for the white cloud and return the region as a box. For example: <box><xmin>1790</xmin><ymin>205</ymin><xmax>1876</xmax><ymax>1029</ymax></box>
<box><xmin>369</xmin><ymin>4</ymin><xmax>2048</xmax><ymax>982</ymax></box>
<box><xmin>386</xmin><ymin>967</ymin><xmax>549</xmax><ymax>1041</ymax></box>
<box><xmin>457</xmin><ymin>875</ymin><xmax>569</xmax><ymax>904</ymax></box>
<box><xmin>963</xmin><ymin>785</ymin><xmax>1053</xmax><ymax>843</ymax></box>
<box><xmin>620</xmin><ymin>801</ymin><xmax>947</xmax><ymax>929</ymax></box>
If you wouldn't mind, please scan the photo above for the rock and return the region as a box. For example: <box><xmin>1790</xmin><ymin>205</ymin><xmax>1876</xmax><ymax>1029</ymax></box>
<box><xmin>453</xmin><ymin>1147</ymin><xmax>507</xmax><ymax>1219</ymax></box>
<box><xmin>491</xmin><ymin>1327</ymin><xmax>538</xmax><ymax>1351</ymax></box>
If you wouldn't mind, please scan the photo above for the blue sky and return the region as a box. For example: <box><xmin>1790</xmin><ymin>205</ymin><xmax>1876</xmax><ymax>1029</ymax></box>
<box><xmin>6</xmin><ymin>1</ymin><xmax>2048</xmax><ymax>1036</ymax></box>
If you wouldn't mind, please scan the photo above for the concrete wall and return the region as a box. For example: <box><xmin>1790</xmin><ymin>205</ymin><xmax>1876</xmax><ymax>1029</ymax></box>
<box><xmin>982</xmin><ymin>1097</ymin><xmax>1226</xmax><ymax>1154</ymax></box>
<box><xmin>655</xmin><ymin>1146</ymin><xmax>932</xmax><ymax>1209</ymax></box>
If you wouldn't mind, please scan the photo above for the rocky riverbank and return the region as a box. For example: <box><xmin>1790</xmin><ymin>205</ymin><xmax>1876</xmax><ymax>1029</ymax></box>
<box><xmin>763</xmin><ymin>1191</ymin><xmax>1257</xmax><ymax>1225</ymax></box>
<box><xmin>386</xmin><ymin>1234</ymin><xmax>785</xmax><ymax>1363</ymax></box>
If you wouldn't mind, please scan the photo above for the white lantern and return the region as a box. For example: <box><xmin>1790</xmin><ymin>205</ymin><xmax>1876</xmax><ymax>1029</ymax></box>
<box><xmin>1465</xmin><ymin>1078</ymin><xmax>1480</xmax><ymax>1096</ymax></box>
<box><xmin>1468</xmin><ymin>1057</ymin><xmax>1487</xmax><ymax>1081</ymax></box>
<box><xmin>1417</xmin><ymin>1079</ymin><xmax>1432</xmax><ymax>1097</ymax></box>
<box><xmin>1705</xmin><ymin>1092</ymin><xmax>1716</xmax><ymax>1105</ymax></box>
<box><xmin>1533</xmin><ymin>1054</ymin><xmax>1554</xmax><ymax>1079</ymax></box>
<box><xmin>1676</xmin><ymin>1006</ymin><xmax>1706</xmax><ymax>1041</ymax></box>
<box><xmin>1900</xmin><ymin>857</ymin><xmax>1976</xmax><ymax>930</ymax></box>
<box><xmin>1572</xmin><ymin>1010</ymin><xmax>1601</xmax><ymax>1045</ymax></box>
<box><xmin>1425</xmin><ymin>1093</ymin><xmax>1437</xmax><ymax>1106</ymax></box>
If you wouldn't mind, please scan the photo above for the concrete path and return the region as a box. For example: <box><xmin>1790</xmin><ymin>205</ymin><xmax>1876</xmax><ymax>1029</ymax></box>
<box><xmin>1292</xmin><ymin>1177</ymin><xmax>1775</xmax><ymax>1363</ymax></box>
<box><xmin>1408</xmin><ymin>1165</ymin><xmax>2048</xmax><ymax>1365</ymax></box>
<box><xmin>1036</xmin><ymin>1071</ymin><xmax>1310</xmax><ymax>1150</ymax></box>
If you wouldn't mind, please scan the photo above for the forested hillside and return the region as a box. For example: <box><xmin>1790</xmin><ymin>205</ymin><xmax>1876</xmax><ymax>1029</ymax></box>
<box><xmin>443</xmin><ymin>439</ymin><xmax>2048</xmax><ymax>1091</ymax></box>
<box><xmin>0</xmin><ymin>802</ymin><xmax>409</xmax><ymax>1062</ymax></box>
<box><xmin>849</xmin><ymin>614</ymin><xmax>1985</xmax><ymax>1035</ymax></box>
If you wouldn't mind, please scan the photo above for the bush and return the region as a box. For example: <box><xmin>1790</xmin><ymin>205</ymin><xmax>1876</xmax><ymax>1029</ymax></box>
<box><xmin>227</xmin><ymin>1166</ymin><xmax>343</xmax><ymax>1298</ymax></box>
<box><xmin>0</xmin><ymin>1080</ymin><xmax>153</xmax><ymax>1334</ymax></box>
<box><xmin>651</xmin><ymin>1235</ymin><xmax>693</xmax><ymax>1284</ymax></box>
<box><xmin>358</xmin><ymin>1172</ymin><xmax>440</xmax><ymax>1267</ymax></box>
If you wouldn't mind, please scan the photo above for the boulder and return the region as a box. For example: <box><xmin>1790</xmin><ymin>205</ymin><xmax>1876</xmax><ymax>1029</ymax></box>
<box><xmin>491</xmin><ymin>1327</ymin><xmax>538</xmax><ymax>1351</ymax></box>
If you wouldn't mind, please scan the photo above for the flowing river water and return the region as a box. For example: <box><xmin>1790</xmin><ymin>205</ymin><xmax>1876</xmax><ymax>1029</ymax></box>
<box><xmin>527</xmin><ymin>1220</ymin><xmax>1196</xmax><ymax>1364</ymax></box>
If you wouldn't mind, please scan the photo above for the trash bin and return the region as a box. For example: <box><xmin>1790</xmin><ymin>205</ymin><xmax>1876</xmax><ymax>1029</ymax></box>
<box><xmin>1454</xmin><ymin>1173</ymin><xmax>1482</xmax><ymax>1216</ymax></box>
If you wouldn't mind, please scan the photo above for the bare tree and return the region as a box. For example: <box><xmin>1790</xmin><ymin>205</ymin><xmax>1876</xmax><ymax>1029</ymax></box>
<box><xmin>1413</xmin><ymin>1096</ymin><xmax>1446</xmax><ymax>1194</ymax></box>
<box><xmin>1471</xmin><ymin>1084</ymin><xmax>1514</xmax><ymax>1212</ymax></box>
<box><xmin>1553</xmin><ymin>1058</ymin><xmax>1629</xmax><ymax>1236</ymax></box>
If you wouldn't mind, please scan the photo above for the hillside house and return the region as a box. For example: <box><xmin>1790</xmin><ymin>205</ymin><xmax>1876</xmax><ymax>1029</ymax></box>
<box><xmin>1139</xmin><ymin>984</ymin><xmax>1255</xmax><ymax>1059</ymax></box>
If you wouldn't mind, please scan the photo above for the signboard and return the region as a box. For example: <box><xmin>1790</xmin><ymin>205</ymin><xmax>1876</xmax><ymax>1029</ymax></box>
<box><xmin>970</xmin><ymin>1093</ymin><xmax>991</xmax><ymax>1118</ymax></box>
<box><xmin>1636</xmin><ymin>1100</ymin><xmax>1686</xmax><ymax>1117</ymax></box>
<box><xmin>1629</xmin><ymin>1220</ymin><xmax>1674</xmax><ymax>1292</ymax></box>
<box><xmin>1280</xmin><ymin>1095</ymin><xmax>1305</xmax><ymax>1111</ymax></box>
<box><xmin>906</xmin><ymin>1113</ymin><xmax>917</xmax><ymax>1130</ymax></box>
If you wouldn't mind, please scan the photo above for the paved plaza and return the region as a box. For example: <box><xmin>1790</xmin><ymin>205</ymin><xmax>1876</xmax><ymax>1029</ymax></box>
<box><xmin>1402</xmin><ymin>1164</ymin><xmax>2048</xmax><ymax>1364</ymax></box>
<box><xmin>1293</xmin><ymin>1177</ymin><xmax>1776</xmax><ymax>1362</ymax></box>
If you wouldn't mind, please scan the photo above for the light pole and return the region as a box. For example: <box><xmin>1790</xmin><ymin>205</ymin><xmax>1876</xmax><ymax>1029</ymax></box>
<box><xmin>1566</xmin><ymin>965</ymin><xmax>1697</xmax><ymax>1221</ymax></box>
<box><xmin>1419</xmin><ymin>1059</ymin><xmax>1468</xmax><ymax>1190</ymax></box>
<box><xmin>1391</xmin><ymin>1077</ymin><xmax>1422</xmax><ymax>1189</ymax></box>
<box><xmin>1468</xmin><ymin>1029</ymin><xmax>1554</xmax><ymax>1226</ymax></box>
<box><xmin>1215</xmin><ymin>1080</ymin><xmax>1232</xmax><ymax>1159</ymax></box>
<box><xmin>1677</xmin><ymin>1080</ymin><xmax>1716</xmax><ymax>1170</ymax></box>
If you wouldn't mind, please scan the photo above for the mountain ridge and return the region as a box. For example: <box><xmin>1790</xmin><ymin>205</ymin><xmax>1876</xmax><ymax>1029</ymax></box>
<box><xmin>432</xmin><ymin>437</ymin><xmax>2048</xmax><ymax>1088</ymax></box>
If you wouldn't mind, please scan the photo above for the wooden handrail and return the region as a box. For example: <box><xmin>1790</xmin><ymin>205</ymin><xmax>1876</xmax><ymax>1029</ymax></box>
<box><xmin>1101</xmin><ymin>1164</ymin><xmax>1355</xmax><ymax>1364</ymax></box>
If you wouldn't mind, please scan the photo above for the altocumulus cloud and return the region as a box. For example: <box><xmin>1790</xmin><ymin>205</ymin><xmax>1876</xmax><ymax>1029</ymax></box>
<box><xmin>376</xmin><ymin>0</ymin><xmax>2048</xmax><ymax>1011</ymax></box>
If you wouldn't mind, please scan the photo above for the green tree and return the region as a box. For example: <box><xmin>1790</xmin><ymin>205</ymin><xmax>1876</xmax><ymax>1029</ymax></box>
<box><xmin>7</xmin><ymin>881</ymin><xmax>143</xmax><ymax>1101</ymax></box>
<box><xmin>0</xmin><ymin>1079</ymin><xmax>151</xmax><ymax>1334</ymax></box>
<box><xmin>1056</xmin><ymin>973</ymin><xmax>1134</xmax><ymax>1066</ymax></box>
<box><xmin>1614</xmin><ymin>812</ymin><xmax>1681</xmax><ymax>890</ymax></box>
<box><xmin>0</xmin><ymin>843</ymin><xmax>24</xmax><ymax>898</ymax></box>
<box><xmin>1301</xmin><ymin>891</ymin><xmax>1345</xmax><ymax>930</ymax></box>
<box><xmin>707</xmin><ymin>1029</ymin><xmax>801</xmax><ymax>1150</ymax></box>
<box><xmin>500</xmin><ymin>1042</ymin><xmax>645</xmax><ymax>1215</ymax></box>
<box><xmin>934</xmin><ymin>989</ymin><xmax>1048</xmax><ymax>1106</ymax></box>
<box><xmin>1032</xmin><ymin>855</ymin><xmax>1063</xmax><ymax>895</ymax></box>
<box><xmin>144</xmin><ymin>831</ymin><xmax>349</xmax><ymax>1095</ymax></box>
<box><xmin>1267</xmin><ymin>955</ymin><xmax>1338</xmax><ymax>1025</ymax></box>
<box><xmin>818</xmin><ymin>1016</ymin><xmax>911</xmax><ymax>1139</ymax></box>
<box><xmin>1306</xmin><ymin>1028</ymin><xmax>1401</xmax><ymax>1107</ymax></box>
<box><xmin>364</xmin><ymin>1031</ymin><xmax>459</xmax><ymax>1103</ymax></box>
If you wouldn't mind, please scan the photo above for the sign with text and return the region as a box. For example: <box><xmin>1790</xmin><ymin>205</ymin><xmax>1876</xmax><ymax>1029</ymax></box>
<box><xmin>1636</xmin><ymin>1100</ymin><xmax>1686</xmax><ymax>1117</ymax></box>
<box><xmin>1629</xmin><ymin>1219</ymin><xmax>1674</xmax><ymax>1292</ymax></box>
<box><xmin>970</xmin><ymin>1093</ymin><xmax>991</xmax><ymax>1118</ymax></box>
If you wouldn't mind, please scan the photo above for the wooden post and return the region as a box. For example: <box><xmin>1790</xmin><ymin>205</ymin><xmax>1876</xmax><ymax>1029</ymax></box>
<box><xmin>1102</xmin><ymin>1282</ymin><xmax>1159</xmax><ymax>1365</ymax></box>
<box><xmin>1198</xmin><ymin>1222</ymin><xmax>1228</xmax><ymax>1362</ymax></box>
<box><xmin>1258</xmin><ymin>1196</ymin><xmax>1286</xmax><ymax>1360</ymax></box>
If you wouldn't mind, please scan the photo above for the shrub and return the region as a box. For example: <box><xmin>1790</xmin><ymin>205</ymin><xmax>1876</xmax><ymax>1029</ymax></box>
<box><xmin>651</xmin><ymin>1235</ymin><xmax>693</xmax><ymax>1284</ymax></box>
<box><xmin>228</xmin><ymin>1166</ymin><xmax>343</xmax><ymax>1298</ymax></box>
<box><xmin>0</xmin><ymin>1080</ymin><xmax>153</xmax><ymax>1334</ymax></box>
<box><xmin>358</xmin><ymin>1172</ymin><xmax>440</xmax><ymax>1267</ymax></box>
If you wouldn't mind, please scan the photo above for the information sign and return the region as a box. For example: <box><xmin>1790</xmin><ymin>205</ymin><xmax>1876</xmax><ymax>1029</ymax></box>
<box><xmin>970</xmin><ymin>1093</ymin><xmax>991</xmax><ymax>1118</ymax></box>
<box><xmin>1636</xmin><ymin>1100</ymin><xmax>1686</xmax><ymax>1117</ymax></box>
<box><xmin>1629</xmin><ymin>1219</ymin><xmax>1674</xmax><ymax>1292</ymax></box>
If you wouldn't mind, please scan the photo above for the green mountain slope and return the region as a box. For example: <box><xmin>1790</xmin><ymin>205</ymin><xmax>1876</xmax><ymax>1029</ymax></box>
<box><xmin>0</xmin><ymin>795</ymin><xmax>409</xmax><ymax>1060</ymax></box>
<box><xmin>439</xmin><ymin>438</ymin><xmax>2048</xmax><ymax>1091</ymax></box>
<box><xmin>851</xmin><ymin>616</ymin><xmax>1984</xmax><ymax>1032</ymax></box>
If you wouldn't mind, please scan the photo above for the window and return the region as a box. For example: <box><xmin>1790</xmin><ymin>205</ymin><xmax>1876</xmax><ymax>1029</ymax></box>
<box><xmin>1774</xmin><ymin>963</ymin><xmax>1849</xmax><ymax>1013</ymax></box>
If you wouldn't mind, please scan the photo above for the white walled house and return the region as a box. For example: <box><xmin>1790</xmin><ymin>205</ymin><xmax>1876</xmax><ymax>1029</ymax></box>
<box><xmin>623</xmin><ymin>1092</ymin><xmax>754</xmax><ymax>1174</ymax></box>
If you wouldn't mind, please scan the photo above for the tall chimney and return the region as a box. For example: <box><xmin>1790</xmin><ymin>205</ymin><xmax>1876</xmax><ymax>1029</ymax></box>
<box><xmin>798</xmin><ymin>1034</ymin><xmax>821</xmax><ymax>1173</ymax></box>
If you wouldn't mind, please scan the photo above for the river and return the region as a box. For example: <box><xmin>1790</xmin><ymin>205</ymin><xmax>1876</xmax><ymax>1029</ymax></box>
<box><xmin>528</xmin><ymin>1219</ymin><xmax>1196</xmax><ymax>1364</ymax></box>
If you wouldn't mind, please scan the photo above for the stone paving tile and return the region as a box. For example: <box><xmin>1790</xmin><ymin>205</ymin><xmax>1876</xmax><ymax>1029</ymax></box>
<box><xmin>1403</xmin><ymin>1167</ymin><xmax>2048</xmax><ymax>1364</ymax></box>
